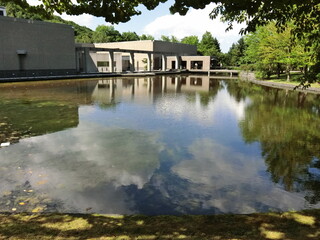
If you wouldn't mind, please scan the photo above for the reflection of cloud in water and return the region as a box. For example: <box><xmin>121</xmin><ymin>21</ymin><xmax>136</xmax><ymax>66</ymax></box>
<box><xmin>0</xmin><ymin>124</ymin><xmax>161</xmax><ymax>214</ymax></box>
<box><xmin>171</xmin><ymin>138</ymin><xmax>307</xmax><ymax>213</ymax></box>
<box><xmin>155</xmin><ymin>89</ymin><xmax>247</xmax><ymax>126</ymax></box>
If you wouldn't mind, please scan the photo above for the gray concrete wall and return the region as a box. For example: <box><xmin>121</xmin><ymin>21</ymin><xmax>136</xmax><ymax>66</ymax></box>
<box><xmin>153</xmin><ymin>41</ymin><xmax>197</xmax><ymax>55</ymax></box>
<box><xmin>0</xmin><ymin>16</ymin><xmax>76</xmax><ymax>78</ymax></box>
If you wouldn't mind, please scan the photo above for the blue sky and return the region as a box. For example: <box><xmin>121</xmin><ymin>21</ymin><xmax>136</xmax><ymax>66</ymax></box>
<box><xmin>28</xmin><ymin>0</ymin><xmax>245</xmax><ymax>52</ymax></box>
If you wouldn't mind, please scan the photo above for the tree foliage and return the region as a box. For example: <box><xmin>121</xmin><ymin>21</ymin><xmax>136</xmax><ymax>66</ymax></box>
<box><xmin>225</xmin><ymin>37</ymin><xmax>246</xmax><ymax>66</ymax></box>
<box><xmin>121</xmin><ymin>31</ymin><xmax>140</xmax><ymax>41</ymax></box>
<box><xmin>243</xmin><ymin>22</ymin><xmax>315</xmax><ymax>81</ymax></box>
<box><xmin>181</xmin><ymin>35</ymin><xmax>199</xmax><ymax>46</ymax></box>
<box><xmin>160</xmin><ymin>35</ymin><xmax>180</xmax><ymax>43</ymax></box>
<box><xmin>92</xmin><ymin>25</ymin><xmax>122</xmax><ymax>43</ymax></box>
<box><xmin>198</xmin><ymin>31</ymin><xmax>221</xmax><ymax>57</ymax></box>
<box><xmin>140</xmin><ymin>34</ymin><xmax>155</xmax><ymax>40</ymax></box>
<box><xmin>0</xmin><ymin>0</ymin><xmax>167</xmax><ymax>23</ymax></box>
<box><xmin>2</xmin><ymin>0</ymin><xmax>319</xmax><ymax>46</ymax></box>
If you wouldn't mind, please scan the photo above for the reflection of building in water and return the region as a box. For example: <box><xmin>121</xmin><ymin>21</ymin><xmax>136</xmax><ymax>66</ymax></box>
<box><xmin>91</xmin><ymin>76</ymin><xmax>220</xmax><ymax>105</ymax></box>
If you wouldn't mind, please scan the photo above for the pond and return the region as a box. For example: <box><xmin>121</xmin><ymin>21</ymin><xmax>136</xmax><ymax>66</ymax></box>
<box><xmin>0</xmin><ymin>75</ymin><xmax>319</xmax><ymax>215</ymax></box>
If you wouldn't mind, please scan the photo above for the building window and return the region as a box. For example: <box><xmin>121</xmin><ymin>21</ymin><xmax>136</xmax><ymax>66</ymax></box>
<box><xmin>191</xmin><ymin>61</ymin><xmax>203</xmax><ymax>69</ymax></box>
<box><xmin>97</xmin><ymin>61</ymin><xmax>109</xmax><ymax>67</ymax></box>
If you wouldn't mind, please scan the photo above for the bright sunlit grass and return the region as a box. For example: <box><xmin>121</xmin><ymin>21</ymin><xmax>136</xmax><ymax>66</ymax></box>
<box><xmin>0</xmin><ymin>209</ymin><xmax>318</xmax><ymax>239</ymax></box>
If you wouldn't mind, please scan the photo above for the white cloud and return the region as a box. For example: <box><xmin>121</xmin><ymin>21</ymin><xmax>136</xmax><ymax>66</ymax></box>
<box><xmin>26</xmin><ymin>0</ymin><xmax>41</xmax><ymax>6</ymax></box>
<box><xmin>59</xmin><ymin>13</ymin><xmax>108</xmax><ymax>30</ymax></box>
<box><xmin>143</xmin><ymin>4</ymin><xmax>246</xmax><ymax>52</ymax></box>
<box><xmin>26</xmin><ymin>0</ymin><xmax>107</xmax><ymax>30</ymax></box>
<box><xmin>171</xmin><ymin>138</ymin><xmax>308</xmax><ymax>213</ymax></box>
<box><xmin>26</xmin><ymin>0</ymin><xmax>245</xmax><ymax>51</ymax></box>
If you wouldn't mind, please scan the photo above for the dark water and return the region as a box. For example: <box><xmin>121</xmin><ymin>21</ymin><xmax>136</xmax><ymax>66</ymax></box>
<box><xmin>0</xmin><ymin>75</ymin><xmax>319</xmax><ymax>215</ymax></box>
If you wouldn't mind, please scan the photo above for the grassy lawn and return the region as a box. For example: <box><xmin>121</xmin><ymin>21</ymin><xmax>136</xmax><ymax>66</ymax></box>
<box><xmin>263</xmin><ymin>72</ymin><xmax>320</xmax><ymax>88</ymax></box>
<box><xmin>0</xmin><ymin>209</ymin><xmax>319</xmax><ymax>239</ymax></box>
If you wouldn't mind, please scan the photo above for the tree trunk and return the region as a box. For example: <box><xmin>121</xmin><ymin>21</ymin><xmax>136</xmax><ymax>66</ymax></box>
<box><xmin>286</xmin><ymin>64</ymin><xmax>291</xmax><ymax>81</ymax></box>
<box><xmin>277</xmin><ymin>63</ymin><xmax>281</xmax><ymax>78</ymax></box>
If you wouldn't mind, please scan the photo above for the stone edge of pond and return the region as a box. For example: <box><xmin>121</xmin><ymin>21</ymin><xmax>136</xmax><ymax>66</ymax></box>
<box><xmin>239</xmin><ymin>72</ymin><xmax>320</xmax><ymax>95</ymax></box>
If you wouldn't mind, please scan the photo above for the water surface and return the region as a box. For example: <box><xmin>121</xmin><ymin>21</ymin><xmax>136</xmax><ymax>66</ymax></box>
<box><xmin>0</xmin><ymin>75</ymin><xmax>319</xmax><ymax>215</ymax></box>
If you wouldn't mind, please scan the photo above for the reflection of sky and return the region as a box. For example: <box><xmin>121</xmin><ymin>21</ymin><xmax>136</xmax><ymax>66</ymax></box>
<box><xmin>155</xmin><ymin>88</ymin><xmax>248</xmax><ymax>126</ymax></box>
<box><xmin>171</xmin><ymin>138</ymin><xmax>308</xmax><ymax>214</ymax></box>
<box><xmin>0</xmin><ymin>124</ymin><xmax>162</xmax><ymax>214</ymax></box>
<box><xmin>0</xmin><ymin>77</ymin><xmax>318</xmax><ymax>215</ymax></box>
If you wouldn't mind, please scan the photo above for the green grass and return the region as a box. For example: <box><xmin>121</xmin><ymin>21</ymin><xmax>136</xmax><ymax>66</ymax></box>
<box><xmin>0</xmin><ymin>209</ymin><xmax>319</xmax><ymax>239</ymax></box>
<box><xmin>264</xmin><ymin>73</ymin><xmax>320</xmax><ymax>88</ymax></box>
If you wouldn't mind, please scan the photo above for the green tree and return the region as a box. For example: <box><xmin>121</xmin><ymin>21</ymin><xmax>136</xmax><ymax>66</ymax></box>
<box><xmin>121</xmin><ymin>31</ymin><xmax>140</xmax><ymax>41</ymax></box>
<box><xmin>3</xmin><ymin>1</ymin><xmax>319</xmax><ymax>43</ymax></box>
<box><xmin>198</xmin><ymin>31</ymin><xmax>221</xmax><ymax>57</ymax></box>
<box><xmin>160</xmin><ymin>35</ymin><xmax>180</xmax><ymax>43</ymax></box>
<box><xmin>181</xmin><ymin>35</ymin><xmax>199</xmax><ymax>46</ymax></box>
<box><xmin>243</xmin><ymin>22</ymin><xmax>314</xmax><ymax>80</ymax></box>
<box><xmin>225</xmin><ymin>38</ymin><xmax>246</xmax><ymax>66</ymax></box>
<box><xmin>160</xmin><ymin>35</ymin><xmax>171</xmax><ymax>42</ymax></box>
<box><xmin>92</xmin><ymin>25</ymin><xmax>122</xmax><ymax>43</ymax></box>
<box><xmin>1</xmin><ymin>0</ymin><xmax>168</xmax><ymax>23</ymax></box>
<box><xmin>140</xmin><ymin>34</ymin><xmax>155</xmax><ymax>40</ymax></box>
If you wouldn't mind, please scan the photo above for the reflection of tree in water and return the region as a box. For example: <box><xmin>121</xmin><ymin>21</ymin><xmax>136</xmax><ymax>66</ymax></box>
<box><xmin>224</xmin><ymin>80</ymin><xmax>260</xmax><ymax>102</ymax></box>
<box><xmin>238</xmin><ymin>84</ymin><xmax>320</xmax><ymax>203</ymax></box>
<box><xmin>184</xmin><ymin>78</ymin><xmax>223</xmax><ymax>107</ymax></box>
<box><xmin>0</xmin><ymin>99</ymin><xmax>78</xmax><ymax>143</ymax></box>
<box><xmin>198</xmin><ymin>79</ymin><xmax>223</xmax><ymax>106</ymax></box>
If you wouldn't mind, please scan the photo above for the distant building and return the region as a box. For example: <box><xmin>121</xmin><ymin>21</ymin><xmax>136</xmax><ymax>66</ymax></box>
<box><xmin>76</xmin><ymin>41</ymin><xmax>199</xmax><ymax>73</ymax></box>
<box><xmin>0</xmin><ymin>16</ymin><xmax>76</xmax><ymax>78</ymax></box>
<box><xmin>0</xmin><ymin>13</ymin><xmax>216</xmax><ymax>79</ymax></box>
<box><xmin>0</xmin><ymin>6</ymin><xmax>6</xmax><ymax>16</ymax></box>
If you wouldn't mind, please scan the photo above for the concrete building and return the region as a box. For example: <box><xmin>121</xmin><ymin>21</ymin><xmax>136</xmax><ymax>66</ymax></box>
<box><xmin>166</xmin><ymin>56</ymin><xmax>219</xmax><ymax>71</ymax></box>
<box><xmin>0</xmin><ymin>10</ymin><xmax>217</xmax><ymax>78</ymax></box>
<box><xmin>0</xmin><ymin>16</ymin><xmax>76</xmax><ymax>78</ymax></box>
<box><xmin>76</xmin><ymin>40</ymin><xmax>198</xmax><ymax>73</ymax></box>
<box><xmin>0</xmin><ymin>6</ymin><xmax>6</xmax><ymax>16</ymax></box>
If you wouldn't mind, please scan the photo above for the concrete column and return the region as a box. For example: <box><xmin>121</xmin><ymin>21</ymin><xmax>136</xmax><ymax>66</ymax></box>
<box><xmin>83</xmin><ymin>48</ymin><xmax>90</xmax><ymax>73</ymax></box>
<box><xmin>162</xmin><ymin>55</ymin><xmax>167</xmax><ymax>71</ymax></box>
<box><xmin>147</xmin><ymin>53</ymin><xmax>152</xmax><ymax>71</ymax></box>
<box><xmin>186</xmin><ymin>60</ymin><xmax>191</xmax><ymax>71</ymax></box>
<box><xmin>109</xmin><ymin>51</ymin><xmax>114</xmax><ymax>73</ymax></box>
<box><xmin>176</xmin><ymin>56</ymin><xmax>181</xmax><ymax>70</ymax></box>
<box><xmin>129</xmin><ymin>52</ymin><xmax>135</xmax><ymax>72</ymax></box>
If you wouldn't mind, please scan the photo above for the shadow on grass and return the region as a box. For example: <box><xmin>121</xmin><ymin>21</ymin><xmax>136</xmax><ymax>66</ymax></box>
<box><xmin>0</xmin><ymin>209</ymin><xmax>319</xmax><ymax>239</ymax></box>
